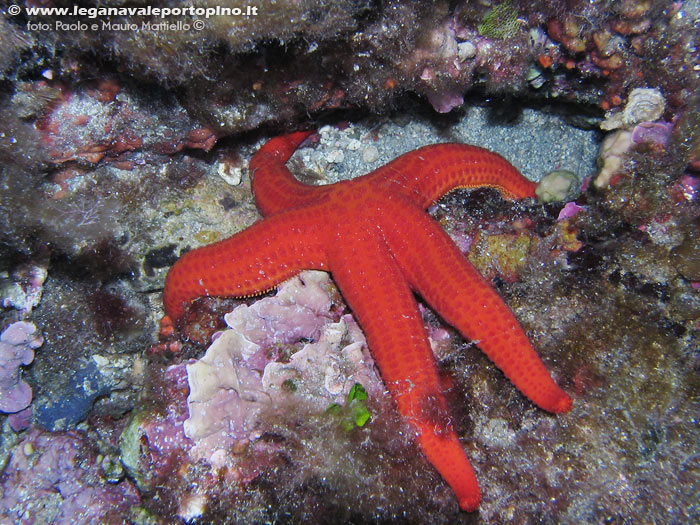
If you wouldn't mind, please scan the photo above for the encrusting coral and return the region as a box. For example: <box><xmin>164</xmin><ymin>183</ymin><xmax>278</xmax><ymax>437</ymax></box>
<box><xmin>0</xmin><ymin>427</ymin><xmax>140</xmax><ymax>523</ymax></box>
<box><xmin>184</xmin><ymin>271</ymin><xmax>383</xmax><ymax>475</ymax></box>
<box><xmin>120</xmin><ymin>271</ymin><xmax>395</xmax><ymax>522</ymax></box>
<box><xmin>0</xmin><ymin>322</ymin><xmax>42</xmax><ymax>416</ymax></box>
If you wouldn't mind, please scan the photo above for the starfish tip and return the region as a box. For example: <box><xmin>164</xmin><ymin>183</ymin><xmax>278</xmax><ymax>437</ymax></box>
<box><xmin>553</xmin><ymin>393</ymin><xmax>573</xmax><ymax>413</ymax></box>
<box><xmin>459</xmin><ymin>493</ymin><xmax>481</xmax><ymax>512</ymax></box>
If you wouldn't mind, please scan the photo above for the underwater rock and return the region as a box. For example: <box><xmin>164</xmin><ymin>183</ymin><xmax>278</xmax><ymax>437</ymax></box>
<box><xmin>457</xmin><ymin>41</ymin><xmax>477</xmax><ymax>61</ymax></box>
<box><xmin>119</xmin><ymin>364</ymin><xmax>191</xmax><ymax>492</ymax></box>
<box><xmin>670</xmin><ymin>223</ymin><xmax>700</xmax><ymax>281</ymax></box>
<box><xmin>33</xmin><ymin>359</ymin><xmax>111</xmax><ymax>431</ymax></box>
<box><xmin>1</xmin><ymin>1</ymin><xmax>699</xmax><ymax>520</ymax></box>
<box><xmin>35</xmin><ymin>83</ymin><xmax>212</xmax><ymax>172</ymax></box>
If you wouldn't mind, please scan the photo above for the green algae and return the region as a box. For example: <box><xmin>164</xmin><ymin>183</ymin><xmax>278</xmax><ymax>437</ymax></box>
<box><xmin>326</xmin><ymin>383</ymin><xmax>371</xmax><ymax>431</ymax></box>
<box><xmin>478</xmin><ymin>0</ymin><xmax>520</xmax><ymax>40</ymax></box>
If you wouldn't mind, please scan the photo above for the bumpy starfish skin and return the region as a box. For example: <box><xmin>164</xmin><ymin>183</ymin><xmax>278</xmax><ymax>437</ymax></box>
<box><xmin>163</xmin><ymin>131</ymin><xmax>572</xmax><ymax>511</ymax></box>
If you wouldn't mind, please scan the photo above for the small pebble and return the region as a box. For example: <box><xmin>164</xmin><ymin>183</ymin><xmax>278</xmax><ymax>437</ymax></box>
<box><xmin>326</xmin><ymin>149</ymin><xmax>345</xmax><ymax>164</ymax></box>
<box><xmin>458</xmin><ymin>41</ymin><xmax>477</xmax><ymax>61</ymax></box>
<box><xmin>535</xmin><ymin>169</ymin><xmax>578</xmax><ymax>202</ymax></box>
<box><xmin>362</xmin><ymin>145</ymin><xmax>379</xmax><ymax>163</ymax></box>
<box><xmin>217</xmin><ymin>162</ymin><xmax>242</xmax><ymax>186</ymax></box>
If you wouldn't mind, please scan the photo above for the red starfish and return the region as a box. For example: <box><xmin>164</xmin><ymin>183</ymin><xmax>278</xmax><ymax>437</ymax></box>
<box><xmin>163</xmin><ymin>130</ymin><xmax>572</xmax><ymax>511</ymax></box>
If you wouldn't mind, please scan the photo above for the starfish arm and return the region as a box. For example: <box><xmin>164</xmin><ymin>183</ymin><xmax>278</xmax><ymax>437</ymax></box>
<box><xmin>163</xmin><ymin>208</ymin><xmax>328</xmax><ymax>324</ymax></box>
<box><xmin>328</xmin><ymin>227</ymin><xmax>481</xmax><ymax>512</ymax></box>
<box><xmin>250</xmin><ymin>130</ymin><xmax>329</xmax><ymax>216</ymax></box>
<box><xmin>363</xmin><ymin>143</ymin><xmax>536</xmax><ymax>209</ymax></box>
<box><xmin>381</xmin><ymin>200</ymin><xmax>572</xmax><ymax>414</ymax></box>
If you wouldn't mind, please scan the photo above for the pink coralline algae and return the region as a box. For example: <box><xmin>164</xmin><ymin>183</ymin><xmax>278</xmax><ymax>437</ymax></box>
<box><xmin>426</xmin><ymin>91</ymin><xmax>465</xmax><ymax>114</ymax></box>
<box><xmin>557</xmin><ymin>202</ymin><xmax>586</xmax><ymax>221</ymax></box>
<box><xmin>222</xmin><ymin>270</ymin><xmax>334</xmax><ymax>352</ymax></box>
<box><xmin>185</xmin><ymin>271</ymin><xmax>384</xmax><ymax>471</ymax></box>
<box><xmin>0</xmin><ymin>263</ymin><xmax>48</xmax><ymax>315</ymax></box>
<box><xmin>0</xmin><ymin>427</ymin><xmax>140</xmax><ymax>523</ymax></box>
<box><xmin>631</xmin><ymin>121</ymin><xmax>674</xmax><ymax>148</ymax></box>
<box><xmin>0</xmin><ymin>322</ymin><xmax>42</xmax><ymax>416</ymax></box>
<box><xmin>121</xmin><ymin>271</ymin><xmax>387</xmax><ymax>521</ymax></box>
<box><xmin>34</xmin><ymin>81</ymin><xmax>217</xmax><ymax>174</ymax></box>
<box><xmin>676</xmin><ymin>175</ymin><xmax>699</xmax><ymax>202</ymax></box>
